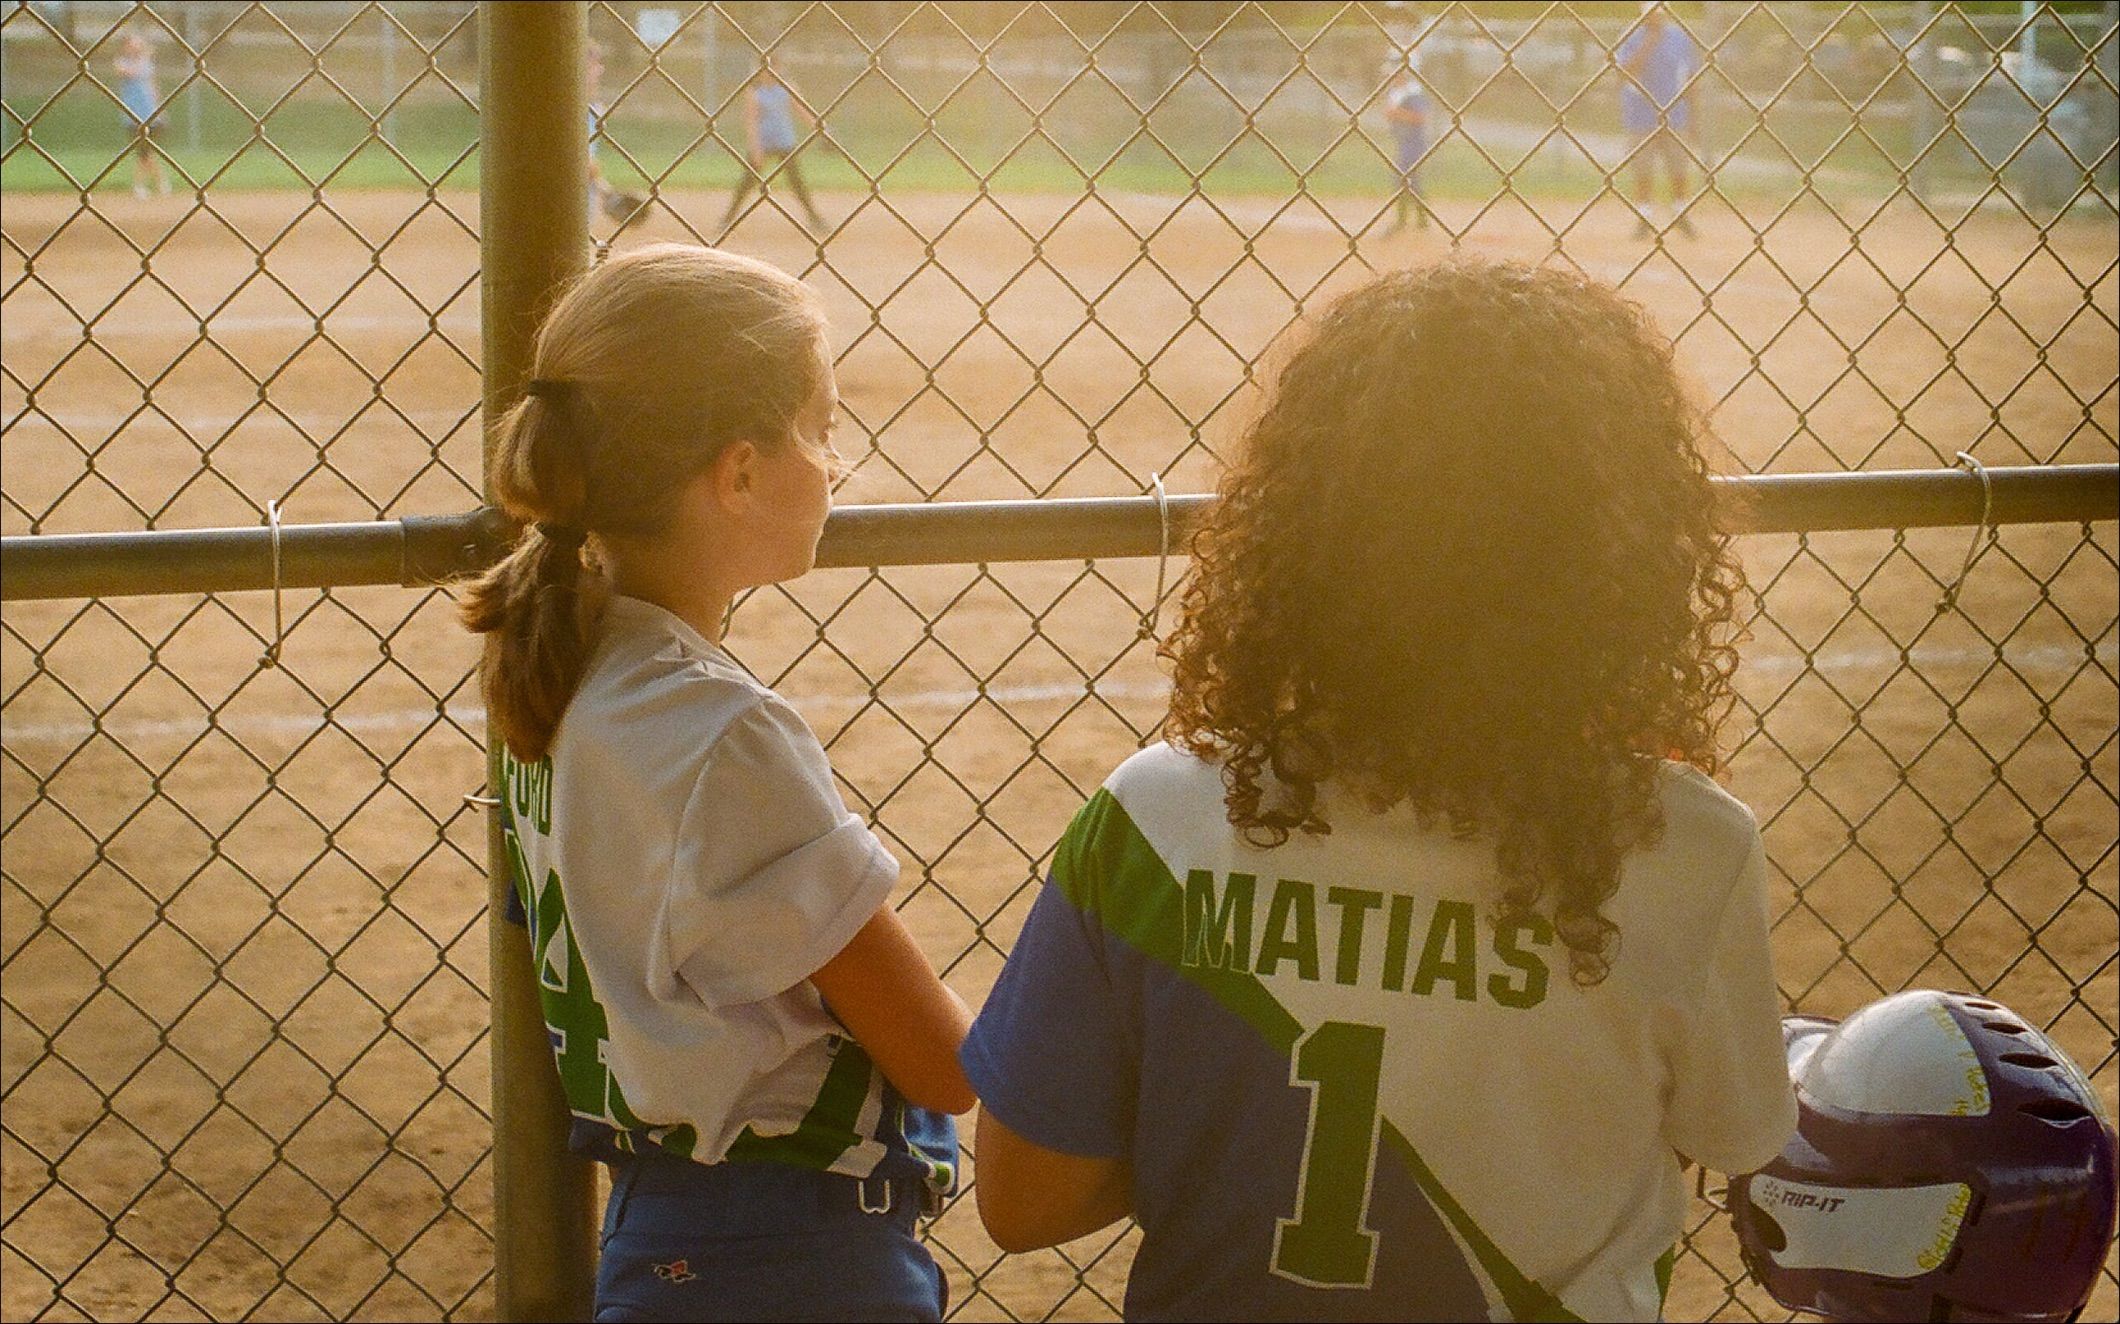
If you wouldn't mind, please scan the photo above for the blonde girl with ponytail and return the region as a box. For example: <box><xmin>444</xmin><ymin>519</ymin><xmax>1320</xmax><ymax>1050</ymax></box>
<box><xmin>462</xmin><ymin>244</ymin><xmax>972</xmax><ymax>1323</ymax></box>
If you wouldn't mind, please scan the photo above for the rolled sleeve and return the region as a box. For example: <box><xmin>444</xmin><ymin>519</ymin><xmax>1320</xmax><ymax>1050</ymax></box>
<box><xmin>665</xmin><ymin>695</ymin><xmax>898</xmax><ymax>1008</ymax></box>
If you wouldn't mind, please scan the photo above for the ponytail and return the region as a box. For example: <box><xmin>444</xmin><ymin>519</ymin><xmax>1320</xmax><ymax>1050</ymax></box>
<box><xmin>458</xmin><ymin>243</ymin><xmax>827</xmax><ymax>764</ymax></box>
<box><xmin>459</xmin><ymin>383</ymin><xmax>610</xmax><ymax>763</ymax></box>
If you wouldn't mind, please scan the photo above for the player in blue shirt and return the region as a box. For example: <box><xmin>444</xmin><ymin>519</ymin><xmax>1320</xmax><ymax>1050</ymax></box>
<box><xmin>112</xmin><ymin>33</ymin><xmax>170</xmax><ymax>200</ymax></box>
<box><xmin>960</xmin><ymin>261</ymin><xmax>1795</xmax><ymax>1321</ymax></box>
<box><xmin>717</xmin><ymin>64</ymin><xmax>828</xmax><ymax>237</ymax></box>
<box><xmin>1617</xmin><ymin>3</ymin><xmax>1702</xmax><ymax>238</ymax></box>
<box><xmin>1382</xmin><ymin>55</ymin><xmax>1434</xmax><ymax>235</ymax></box>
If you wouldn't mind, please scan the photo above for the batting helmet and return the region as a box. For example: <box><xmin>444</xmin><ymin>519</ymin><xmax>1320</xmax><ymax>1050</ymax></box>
<box><xmin>1729</xmin><ymin>990</ymin><xmax>2116</xmax><ymax>1322</ymax></box>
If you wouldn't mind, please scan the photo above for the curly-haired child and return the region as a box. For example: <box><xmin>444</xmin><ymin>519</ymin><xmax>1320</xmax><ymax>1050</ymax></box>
<box><xmin>959</xmin><ymin>260</ymin><xmax>1796</xmax><ymax>1321</ymax></box>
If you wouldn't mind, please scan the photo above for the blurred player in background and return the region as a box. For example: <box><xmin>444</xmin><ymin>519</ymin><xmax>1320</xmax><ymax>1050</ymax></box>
<box><xmin>586</xmin><ymin>41</ymin><xmax>613</xmax><ymax>223</ymax></box>
<box><xmin>585</xmin><ymin>42</ymin><xmax>645</xmax><ymax>231</ymax></box>
<box><xmin>717</xmin><ymin>61</ymin><xmax>827</xmax><ymax>237</ymax></box>
<box><xmin>1382</xmin><ymin>53</ymin><xmax>1434</xmax><ymax>235</ymax></box>
<box><xmin>959</xmin><ymin>260</ymin><xmax>1794</xmax><ymax>1321</ymax></box>
<box><xmin>112</xmin><ymin>32</ymin><xmax>170</xmax><ymax>200</ymax></box>
<box><xmin>1618</xmin><ymin>2</ymin><xmax>1701</xmax><ymax>238</ymax></box>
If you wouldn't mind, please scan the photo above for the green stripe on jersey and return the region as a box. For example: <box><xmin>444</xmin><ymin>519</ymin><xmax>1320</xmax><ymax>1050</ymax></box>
<box><xmin>724</xmin><ymin>1034</ymin><xmax>875</xmax><ymax>1170</ymax></box>
<box><xmin>1055</xmin><ymin>787</ymin><xmax>1581</xmax><ymax>1324</ymax></box>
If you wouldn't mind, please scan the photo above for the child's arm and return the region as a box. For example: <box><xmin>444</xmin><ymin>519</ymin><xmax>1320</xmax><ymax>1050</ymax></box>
<box><xmin>973</xmin><ymin>1107</ymin><xmax>1132</xmax><ymax>1252</ymax></box>
<box><xmin>812</xmin><ymin>905</ymin><xmax>977</xmax><ymax>1115</ymax></box>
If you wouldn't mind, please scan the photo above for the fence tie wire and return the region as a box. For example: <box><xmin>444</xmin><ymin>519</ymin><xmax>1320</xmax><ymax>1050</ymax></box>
<box><xmin>1139</xmin><ymin>471</ymin><xmax>1170</xmax><ymax>643</ymax></box>
<box><xmin>1936</xmin><ymin>451</ymin><xmax>1996</xmax><ymax>616</ymax></box>
<box><xmin>259</xmin><ymin>497</ymin><xmax>286</xmax><ymax>668</ymax></box>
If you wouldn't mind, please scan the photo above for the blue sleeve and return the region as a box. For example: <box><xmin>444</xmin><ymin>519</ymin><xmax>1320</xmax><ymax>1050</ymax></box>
<box><xmin>960</xmin><ymin>881</ymin><xmax>1137</xmax><ymax>1160</ymax></box>
<box><xmin>1617</xmin><ymin>29</ymin><xmax>1642</xmax><ymax>65</ymax></box>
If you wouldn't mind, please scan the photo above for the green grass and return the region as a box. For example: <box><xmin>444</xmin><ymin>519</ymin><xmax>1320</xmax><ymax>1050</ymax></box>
<box><xmin>0</xmin><ymin>127</ymin><xmax>1809</xmax><ymax>207</ymax></box>
<box><xmin>1</xmin><ymin>93</ymin><xmax>2011</xmax><ymax>212</ymax></box>
<box><xmin>3</xmin><ymin>96</ymin><xmax>482</xmax><ymax>193</ymax></box>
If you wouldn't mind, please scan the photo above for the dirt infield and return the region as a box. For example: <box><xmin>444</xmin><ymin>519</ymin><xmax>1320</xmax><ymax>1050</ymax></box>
<box><xmin>3</xmin><ymin>182</ymin><xmax>2115</xmax><ymax>1321</ymax></box>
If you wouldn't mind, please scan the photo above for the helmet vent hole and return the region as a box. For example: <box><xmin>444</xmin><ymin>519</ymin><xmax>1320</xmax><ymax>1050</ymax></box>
<box><xmin>1979</xmin><ymin>1020</ymin><xmax>2027</xmax><ymax>1034</ymax></box>
<box><xmin>1963</xmin><ymin>1000</ymin><xmax>2001</xmax><ymax>1010</ymax></box>
<box><xmin>2019</xmin><ymin>1097</ymin><xmax>2093</xmax><ymax>1124</ymax></box>
<box><xmin>1998</xmin><ymin>1051</ymin><xmax>2056</xmax><ymax>1069</ymax></box>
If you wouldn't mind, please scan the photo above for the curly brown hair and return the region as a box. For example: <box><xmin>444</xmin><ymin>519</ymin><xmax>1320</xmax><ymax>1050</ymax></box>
<box><xmin>1161</xmin><ymin>260</ymin><xmax>1745</xmax><ymax>986</ymax></box>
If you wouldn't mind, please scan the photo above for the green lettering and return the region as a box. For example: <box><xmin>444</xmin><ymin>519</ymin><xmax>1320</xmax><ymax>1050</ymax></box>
<box><xmin>1183</xmin><ymin>870</ymin><xmax>1255</xmax><ymax>971</ymax></box>
<box><xmin>1381</xmin><ymin>893</ymin><xmax>1414</xmax><ymax>991</ymax></box>
<box><xmin>1411</xmin><ymin>900</ymin><xmax>1478</xmax><ymax>1001</ymax></box>
<box><xmin>1257</xmin><ymin>878</ymin><xmax>1321</xmax><ymax>981</ymax></box>
<box><xmin>1272</xmin><ymin>1021</ymin><xmax>1386</xmax><ymax>1287</ymax></box>
<box><xmin>504</xmin><ymin>826</ymin><xmax>535</xmax><ymax>936</ymax></box>
<box><xmin>526</xmin><ymin>863</ymin><xmax>658</xmax><ymax>1137</ymax></box>
<box><xmin>502</xmin><ymin>749</ymin><xmax>554</xmax><ymax>834</ymax></box>
<box><xmin>1325</xmin><ymin>887</ymin><xmax>1384</xmax><ymax>986</ymax></box>
<box><xmin>1488</xmin><ymin>914</ymin><xmax>1553</xmax><ymax>1009</ymax></box>
<box><xmin>509</xmin><ymin>750</ymin><xmax>532</xmax><ymax>824</ymax></box>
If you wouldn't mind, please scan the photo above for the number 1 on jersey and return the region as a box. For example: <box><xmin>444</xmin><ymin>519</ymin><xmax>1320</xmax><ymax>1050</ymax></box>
<box><xmin>1272</xmin><ymin>1020</ymin><xmax>1387</xmax><ymax>1288</ymax></box>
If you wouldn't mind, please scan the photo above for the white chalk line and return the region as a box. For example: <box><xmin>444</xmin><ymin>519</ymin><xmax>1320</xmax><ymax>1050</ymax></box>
<box><xmin>5</xmin><ymin>640</ymin><xmax>2112</xmax><ymax>748</ymax></box>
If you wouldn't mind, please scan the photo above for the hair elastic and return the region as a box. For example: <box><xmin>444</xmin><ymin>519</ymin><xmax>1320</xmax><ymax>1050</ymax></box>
<box><xmin>525</xmin><ymin>377</ymin><xmax>575</xmax><ymax>401</ymax></box>
<box><xmin>536</xmin><ymin>521</ymin><xmax>590</xmax><ymax>551</ymax></box>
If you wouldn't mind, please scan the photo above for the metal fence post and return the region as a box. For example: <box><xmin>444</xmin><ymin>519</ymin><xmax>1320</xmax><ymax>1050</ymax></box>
<box><xmin>480</xmin><ymin>3</ymin><xmax>595</xmax><ymax>1320</ymax></box>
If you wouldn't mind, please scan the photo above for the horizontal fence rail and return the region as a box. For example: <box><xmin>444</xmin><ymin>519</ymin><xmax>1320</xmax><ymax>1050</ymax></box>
<box><xmin>4</xmin><ymin>463</ymin><xmax>2116</xmax><ymax>601</ymax></box>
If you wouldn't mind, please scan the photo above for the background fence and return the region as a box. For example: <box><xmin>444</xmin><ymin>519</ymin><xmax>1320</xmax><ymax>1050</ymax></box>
<box><xmin>3</xmin><ymin>1</ymin><xmax>2116</xmax><ymax>1320</ymax></box>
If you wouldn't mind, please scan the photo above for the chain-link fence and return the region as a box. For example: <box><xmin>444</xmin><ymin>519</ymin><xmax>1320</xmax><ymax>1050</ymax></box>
<box><xmin>3</xmin><ymin>2</ymin><xmax>2115</xmax><ymax>1320</ymax></box>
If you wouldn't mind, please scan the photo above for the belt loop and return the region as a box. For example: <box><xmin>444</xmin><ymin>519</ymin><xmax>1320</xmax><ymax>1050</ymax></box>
<box><xmin>603</xmin><ymin>1160</ymin><xmax>642</xmax><ymax>1242</ymax></box>
<box><xmin>857</xmin><ymin>1171</ymin><xmax>894</xmax><ymax>1216</ymax></box>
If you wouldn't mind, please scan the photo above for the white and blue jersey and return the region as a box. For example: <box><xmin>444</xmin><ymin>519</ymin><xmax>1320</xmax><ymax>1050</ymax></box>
<box><xmin>962</xmin><ymin>744</ymin><xmax>1795</xmax><ymax>1321</ymax></box>
<box><xmin>501</xmin><ymin>595</ymin><xmax>955</xmax><ymax>1195</ymax></box>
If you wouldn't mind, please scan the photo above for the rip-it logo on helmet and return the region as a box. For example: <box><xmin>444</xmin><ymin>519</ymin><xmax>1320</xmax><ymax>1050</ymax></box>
<box><xmin>1729</xmin><ymin>989</ymin><xmax>2117</xmax><ymax>1323</ymax></box>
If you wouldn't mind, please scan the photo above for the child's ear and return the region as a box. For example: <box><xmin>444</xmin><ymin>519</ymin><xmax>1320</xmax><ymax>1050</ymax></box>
<box><xmin>711</xmin><ymin>440</ymin><xmax>760</xmax><ymax>504</ymax></box>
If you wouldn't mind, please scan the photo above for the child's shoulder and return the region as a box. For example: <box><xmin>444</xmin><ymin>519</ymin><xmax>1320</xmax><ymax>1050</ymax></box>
<box><xmin>1103</xmin><ymin>740</ymin><xmax>1221</xmax><ymax>803</ymax></box>
<box><xmin>1652</xmin><ymin>759</ymin><xmax>1760</xmax><ymax>857</ymax></box>
<box><xmin>1610</xmin><ymin>761</ymin><xmax>1765</xmax><ymax>941</ymax></box>
<box><xmin>568</xmin><ymin>597</ymin><xmax>788</xmax><ymax>758</ymax></box>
